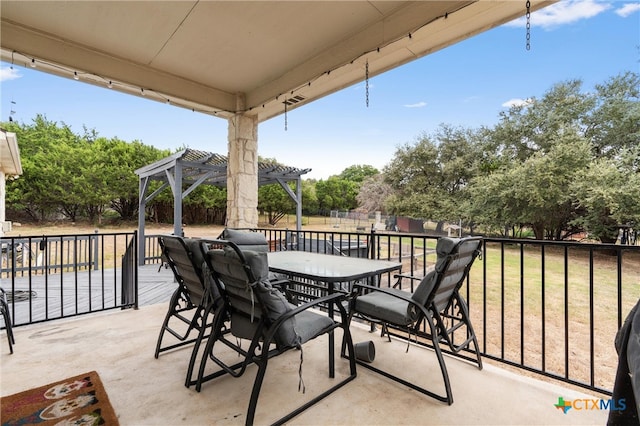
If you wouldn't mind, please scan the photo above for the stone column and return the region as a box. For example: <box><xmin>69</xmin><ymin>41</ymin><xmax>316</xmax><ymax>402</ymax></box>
<box><xmin>227</xmin><ymin>112</ymin><xmax>259</xmax><ymax>228</ymax></box>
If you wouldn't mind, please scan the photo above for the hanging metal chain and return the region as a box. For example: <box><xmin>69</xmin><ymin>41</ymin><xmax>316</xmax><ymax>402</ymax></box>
<box><xmin>526</xmin><ymin>0</ymin><xmax>531</xmax><ymax>51</ymax></box>
<box><xmin>284</xmin><ymin>98</ymin><xmax>288</xmax><ymax>131</ymax></box>
<box><xmin>365</xmin><ymin>60</ymin><xmax>370</xmax><ymax>107</ymax></box>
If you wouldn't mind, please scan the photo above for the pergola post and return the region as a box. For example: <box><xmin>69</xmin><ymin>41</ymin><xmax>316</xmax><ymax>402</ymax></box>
<box><xmin>137</xmin><ymin>177</ymin><xmax>147</xmax><ymax>265</ymax></box>
<box><xmin>227</xmin><ymin>112</ymin><xmax>259</xmax><ymax>228</ymax></box>
<box><xmin>172</xmin><ymin>164</ymin><xmax>183</xmax><ymax>236</ymax></box>
<box><xmin>295</xmin><ymin>178</ymin><xmax>302</xmax><ymax>231</ymax></box>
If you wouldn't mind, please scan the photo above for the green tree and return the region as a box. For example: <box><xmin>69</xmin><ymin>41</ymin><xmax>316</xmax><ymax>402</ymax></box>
<box><xmin>338</xmin><ymin>165</ymin><xmax>379</xmax><ymax>183</ymax></box>
<box><xmin>468</xmin><ymin>132</ymin><xmax>593</xmax><ymax>240</ymax></box>
<box><xmin>182</xmin><ymin>185</ymin><xmax>227</xmax><ymax>225</ymax></box>
<box><xmin>465</xmin><ymin>73</ymin><xmax>639</xmax><ymax>240</ymax></box>
<box><xmin>301</xmin><ymin>179</ymin><xmax>319</xmax><ymax>215</ymax></box>
<box><xmin>258</xmin><ymin>183</ymin><xmax>295</xmax><ymax>225</ymax></box>
<box><xmin>383</xmin><ymin>125</ymin><xmax>480</xmax><ymax>222</ymax></box>
<box><xmin>585</xmin><ymin>71</ymin><xmax>640</xmax><ymax>158</ymax></box>
<box><xmin>95</xmin><ymin>138</ymin><xmax>168</xmax><ymax>221</ymax></box>
<box><xmin>489</xmin><ymin>79</ymin><xmax>595</xmax><ymax>162</ymax></box>
<box><xmin>4</xmin><ymin>115</ymin><xmax>83</xmax><ymax>221</ymax></box>
<box><xmin>3</xmin><ymin>116</ymin><xmax>170</xmax><ymax>224</ymax></box>
<box><xmin>571</xmin><ymin>147</ymin><xmax>640</xmax><ymax>242</ymax></box>
<box><xmin>315</xmin><ymin>177</ymin><xmax>358</xmax><ymax>211</ymax></box>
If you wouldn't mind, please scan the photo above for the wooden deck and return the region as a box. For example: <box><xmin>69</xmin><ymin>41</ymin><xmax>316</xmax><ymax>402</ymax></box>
<box><xmin>3</xmin><ymin>264</ymin><xmax>177</xmax><ymax>326</ymax></box>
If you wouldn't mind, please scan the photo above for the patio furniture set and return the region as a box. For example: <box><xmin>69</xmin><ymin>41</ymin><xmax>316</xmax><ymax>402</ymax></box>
<box><xmin>154</xmin><ymin>229</ymin><xmax>483</xmax><ymax>425</ymax></box>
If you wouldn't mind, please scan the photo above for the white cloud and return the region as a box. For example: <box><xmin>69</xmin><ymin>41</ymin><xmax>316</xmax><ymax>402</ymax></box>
<box><xmin>616</xmin><ymin>3</ymin><xmax>640</xmax><ymax>17</ymax></box>
<box><xmin>502</xmin><ymin>98</ymin><xmax>532</xmax><ymax>108</ymax></box>
<box><xmin>0</xmin><ymin>66</ymin><xmax>21</xmax><ymax>82</ymax></box>
<box><xmin>505</xmin><ymin>0</ymin><xmax>611</xmax><ymax>29</ymax></box>
<box><xmin>403</xmin><ymin>101</ymin><xmax>426</xmax><ymax>108</ymax></box>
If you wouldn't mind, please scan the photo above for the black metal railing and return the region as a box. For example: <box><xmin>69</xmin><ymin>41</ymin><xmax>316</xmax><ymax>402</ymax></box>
<box><xmin>244</xmin><ymin>228</ymin><xmax>638</xmax><ymax>396</ymax></box>
<box><xmin>121</xmin><ymin>232</ymin><xmax>138</xmax><ymax>308</ymax></box>
<box><xmin>3</xmin><ymin>227</ymin><xmax>638</xmax><ymax>397</ymax></box>
<box><xmin>468</xmin><ymin>237</ymin><xmax>639</xmax><ymax>396</ymax></box>
<box><xmin>1</xmin><ymin>234</ymin><xmax>100</xmax><ymax>277</ymax></box>
<box><xmin>0</xmin><ymin>231</ymin><xmax>138</xmax><ymax>326</ymax></box>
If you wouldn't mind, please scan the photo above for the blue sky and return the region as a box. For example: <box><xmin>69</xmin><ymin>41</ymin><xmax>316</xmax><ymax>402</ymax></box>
<box><xmin>1</xmin><ymin>0</ymin><xmax>639</xmax><ymax>180</ymax></box>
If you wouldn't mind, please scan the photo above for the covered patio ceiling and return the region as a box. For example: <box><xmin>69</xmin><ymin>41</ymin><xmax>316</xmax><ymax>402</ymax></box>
<box><xmin>0</xmin><ymin>1</ymin><xmax>555</xmax><ymax>123</ymax></box>
<box><xmin>0</xmin><ymin>0</ymin><xmax>558</xmax><ymax>231</ymax></box>
<box><xmin>0</xmin><ymin>129</ymin><xmax>21</xmax><ymax>177</ymax></box>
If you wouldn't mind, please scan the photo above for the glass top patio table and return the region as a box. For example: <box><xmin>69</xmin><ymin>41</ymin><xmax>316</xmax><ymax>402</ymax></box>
<box><xmin>267</xmin><ymin>251</ymin><xmax>402</xmax><ymax>377</ymax></box>
<box><xmin>267</xmin><ymin>251</ymin><xmax>402</xmax><ymax>284</ymax></box>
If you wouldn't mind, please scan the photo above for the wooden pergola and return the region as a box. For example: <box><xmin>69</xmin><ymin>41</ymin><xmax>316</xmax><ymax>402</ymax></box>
<box><xmin>135</xmin><ymin>149</ymin><xmax>309</xmax><ymax>263</ymax></box>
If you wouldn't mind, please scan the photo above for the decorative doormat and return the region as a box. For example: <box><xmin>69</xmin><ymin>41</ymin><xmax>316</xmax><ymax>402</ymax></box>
<box><xmin>1</xmin><ymin>370</ymin><xmax>119</xmax><ymax>425</ymax></box>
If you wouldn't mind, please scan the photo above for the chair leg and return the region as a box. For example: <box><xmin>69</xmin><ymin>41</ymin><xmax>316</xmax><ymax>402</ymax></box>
<box><xmin>425</xmin><ymin>313</ymin><xmax>453</xmax><ymax>405</ymax></box>
<box><xmin>194</xmin><ymin>311</ymin><xmax>227</xmax><ymax>391</ymax></box>
<box><xmin>185</xmin><ymin>303</ymin><xmax>217</xmax><ymax>387</ymax></box>
<box><xmin>155</xmin><ymin>287</ymin><xmax>183</xmax><ymax>358</ymax></box>
<box><xmin>194</xmin><ymin>310</ymin><xmax>254</xmax><ymax>391</ymax></box>
<box><xmin>359</xmin><ymin>316</ymin><xmax>453</xmax><ymax>405</ymax></box>
<box><xmin>2</xmin><ymin>316</ymin><xmax>13</xmax><ymax>354</ymax></box>
<box><xmin>1</xmin><ymin>295</ymin><xmax>14</xmax><ymax>354</ymax></box>
<box><xmin>380</xmin><ymin>323</ymin><xmax>391</xmax><ymax>342</ymax></box>
<box><xmin>3</xmin><ymin>322</ymin><xmax>13</xmax><ymax>354</ymax></box>
<box><xmin>455</xmin><ymin>294</ymin><xmax>483</xmax><ymax>370</ymax></box>
<box><xmin>245</xmin><ymin>354</ymin><xmax>269</xmax><ymax>426</ymax></box>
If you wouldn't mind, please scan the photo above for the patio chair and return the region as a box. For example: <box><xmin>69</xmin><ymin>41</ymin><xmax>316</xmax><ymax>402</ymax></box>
<box><xmin>0</xmin><ymin>287</ymin><xmax>15</xmax><ymax>354</ymax></box>
<box><xmin>218</xmin><ymin>228</ymin><xmax>294</xmax><ymax>297</ymax></box>
<box><xmin>348</xmin><ymin>236</ymin><xmax>483</xmax><ymax>405</ymax></box>
<box><xmin>154</xmin><ymin>235</ymin><xmax>223</xmax><ymax>386</ymax></box>
<box><xmin>219</xmin><ymin>228</ymin><xmax>270</xmax><ymax>252</ymax></box>
<box><xmin>194</xmin><ymin>239</ymin><xmax>357</xmax><ymax>425</ymax></box>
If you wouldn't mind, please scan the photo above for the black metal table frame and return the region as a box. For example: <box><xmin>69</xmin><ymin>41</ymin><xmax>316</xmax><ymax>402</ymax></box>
<box><xmin>267</xmin><ymin>251</ymin><xmax>402</xmax><ymax>376</ymax></box>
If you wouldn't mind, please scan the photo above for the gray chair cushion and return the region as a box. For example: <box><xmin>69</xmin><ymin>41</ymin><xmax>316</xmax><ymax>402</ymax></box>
<box><xmin>254</xmin><ymin>277</ymin><xmax>301</xmax><ymax>348</ymax></box>
<box><xmin>355</xmin><ymin>287</ymin><xmax>414</xmax><ymax>326</ymax></box>
<box><xmin>411</xmin><ymin>237</ymin><xmax>466</xmax><ymax>311</ymax></box>
<box><xmin>213</xmin><ymin>247</ymin><xmax>302</xmax><ymax>348</ymax></box>
<box><xmin>222</xmin><ymin>228</ymin><xmax>269</xmax><ymax>252</ymax></box>
<box><xmin>239</xmin><ymin>248</ymin><xmax>271</xmax><ymax>282</ymax></box>
<box><xmin>433</xmin><ymin>237</ymin><xmax>459</xmax><ymax>273</ymax></box>
<box><xmin>409</xmin><ymin>270</ymin><xmax>437</xmax><ymax>309</ymax></box>
<box><xmin>221</xmin><ymin>229</ymin><xmax>285</xmax><ymax>282</ymax></box>
<box><xmin>294</xmin><ymin>310</ymin><xmax>335</xmax><ymax>345</ymax></box>
<box><xmin>184</xmin><ymin>238</ymin><xmax>221</xmax><ymax>303</ymax></box>
<box><xmin>231</xmin><ymin>311</ymin><xmax>258</xmax><ymax>340</ymax></box>
<box><xmin>183</xmin><ymin>238</ymin><xmax>206</xmax><ymax>275</ymax></box>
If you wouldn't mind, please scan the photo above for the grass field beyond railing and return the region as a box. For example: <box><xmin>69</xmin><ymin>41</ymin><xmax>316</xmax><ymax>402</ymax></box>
<box><xmin>466</xmin><ymin>239</ymin><xmax>639</xmax><ymax>395</ymax></box>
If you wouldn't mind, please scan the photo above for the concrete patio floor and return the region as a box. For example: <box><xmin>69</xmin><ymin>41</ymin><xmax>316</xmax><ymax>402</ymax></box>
<box><xmin>1</xmin><ymin>302</ymin><xmax>609</xmax><ymax>425</ymax></box>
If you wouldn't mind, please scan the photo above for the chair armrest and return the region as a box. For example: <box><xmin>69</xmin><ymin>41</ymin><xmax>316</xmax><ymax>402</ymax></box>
<box><xmin>352</xmin><ymin>282</ymin><xmax>414</xmax><ymax>304</ymax></box>
<box><xmin>392</xmin><ymin>265</ymin><xmax>435</xmax><ymax>290</ymax></box>
<box><xmin>393</xmin><ymin>273</ymin><xmax>422</xmax><ymax>282</ymax></box>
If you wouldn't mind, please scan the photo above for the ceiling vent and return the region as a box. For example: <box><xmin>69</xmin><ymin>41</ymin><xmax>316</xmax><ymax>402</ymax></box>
<box><xmin>283</xmin><ymin>95</ymin><xmax>305</xmax><ymax>106</ymax></box>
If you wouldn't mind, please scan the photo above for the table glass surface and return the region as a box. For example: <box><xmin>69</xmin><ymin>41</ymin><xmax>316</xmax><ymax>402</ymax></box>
<box><xmin>267</xmin><ymin>251</ymin><xmax>401</xmax><ymax>282</ymax></box>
